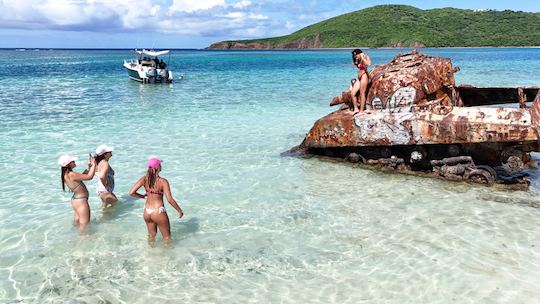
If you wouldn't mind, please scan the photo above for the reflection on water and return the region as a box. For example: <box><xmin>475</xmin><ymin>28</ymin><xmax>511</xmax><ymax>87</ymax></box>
<box><xmin>0</xmin><ymin>49</ymin><xmax>539</xmax><ymax>303</ymax></box>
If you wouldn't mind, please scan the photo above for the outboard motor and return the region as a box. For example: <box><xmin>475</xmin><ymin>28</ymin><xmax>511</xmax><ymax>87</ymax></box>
<box><xmin>161</xmin><ymin>68</ymin><xmax>169</xmax><ymax>82</ymax></box>
<box><xmin>147</xmin><ymin>67</ymin><xmax>156</xmax><ymax>83</ymax></box>
<box><xmin>160</xmin><ymin>68</ymin><xmax>169</xmax><ymax>82</ymax></box>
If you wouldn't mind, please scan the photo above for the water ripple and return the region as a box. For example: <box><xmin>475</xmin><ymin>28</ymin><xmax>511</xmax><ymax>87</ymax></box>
<box><xmin>0</xmin><ymin>49</ymin><xmax>539</xmax><ymax>303</ymax></box>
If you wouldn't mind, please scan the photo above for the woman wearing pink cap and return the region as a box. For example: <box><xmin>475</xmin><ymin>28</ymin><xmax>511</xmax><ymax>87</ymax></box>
<box><xmin>129</xmin><ymin>156</ymin><xmax>183</xmax><ymax>242</ymax></box>
<box><xmin>58</xmin><ymin>154</ymin><xmax>96</xmax><ymax>232</ymax></box>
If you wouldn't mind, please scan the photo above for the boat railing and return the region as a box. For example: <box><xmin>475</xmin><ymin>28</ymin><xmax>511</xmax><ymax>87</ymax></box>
<box><xmin>124</xmin><ymin>59</ymin><xmax>140</xmax><ymax>68</ymax></box>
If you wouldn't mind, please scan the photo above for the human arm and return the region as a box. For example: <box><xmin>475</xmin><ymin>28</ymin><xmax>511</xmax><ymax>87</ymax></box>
<box><xmin>70</xmin><ymin>158</ymin><xmax>96</xmax><ymax>181</ymax></box>
<box><xmin>82</xmin><ymin>154</ymin><xmax>92</xmax><ymax>174</ymax></box>
<box><xmin>360</xmin><ymin>53</ymin><xmax>372</xmax><ymax>67</ymax></box>
<box><xmin>129</xmin><ymin>176</ymin><xmax>147</xmax><ymax>199</ymax></box>
<box><xmin>97</xmin><ymin>160</ymin><xmax>110</xmax><ymax>187</ymax></box>
<box><xmin>162</xmin><ymin>178</ymin><xmax>183</xmax><ymax>218</ymax></box>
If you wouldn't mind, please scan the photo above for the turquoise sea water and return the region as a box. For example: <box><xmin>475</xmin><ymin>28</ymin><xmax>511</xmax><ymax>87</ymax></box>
<box><xmin>0</xmin><ymin>48</ymin><xmax>540</xmax><ymax>303</ymax></box>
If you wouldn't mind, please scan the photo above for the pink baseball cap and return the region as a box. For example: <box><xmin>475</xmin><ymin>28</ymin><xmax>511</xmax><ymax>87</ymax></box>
<box><xmin>147</xmin><ymin>156</ymin><xmax>163</xmax><ymax>169</ymax></box>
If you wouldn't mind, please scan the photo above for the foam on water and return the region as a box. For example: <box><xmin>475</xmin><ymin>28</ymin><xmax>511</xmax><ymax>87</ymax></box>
<box><xmin>0</xmin><ymin>49</ymin><xmax>539</xmax><ymax>303</ymax></box>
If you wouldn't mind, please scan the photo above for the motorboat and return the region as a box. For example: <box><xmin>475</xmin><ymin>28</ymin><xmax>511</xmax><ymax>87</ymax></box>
<box><xmin>123</xmin><ymin>49</ymin><xmax>174</xmax><ymax>83</ymax></box>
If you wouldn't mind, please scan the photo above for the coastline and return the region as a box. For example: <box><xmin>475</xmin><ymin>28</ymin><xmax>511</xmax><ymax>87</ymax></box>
<box><xmin>1</xmin><ymin>47</ymin><xmax>540</xmax><ymax>303</ymax></box>
<box><xmin>204</xmin><ymin>46</ymin><xmax>540</xmax><ymax>51</ymax></box>
<box><xmin>3</xmin><ymin>46</ymin><xmax>540</xmax><ymax>51</ymax></box>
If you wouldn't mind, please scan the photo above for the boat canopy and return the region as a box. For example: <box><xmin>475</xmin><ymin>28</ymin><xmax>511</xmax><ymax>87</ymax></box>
<box><xmin>136</xmin><ymin>49</ymin><xmax>170</xmax><ymax>57</ymax></box>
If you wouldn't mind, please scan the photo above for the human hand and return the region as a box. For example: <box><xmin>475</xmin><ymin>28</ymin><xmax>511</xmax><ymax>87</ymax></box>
<box><xmin>178</xmin><ymin>209</ymin><xmax>184</xmax><ymax>219</ymax></box>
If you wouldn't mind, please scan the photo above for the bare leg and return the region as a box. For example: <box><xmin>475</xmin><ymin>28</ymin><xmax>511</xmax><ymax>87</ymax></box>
<box><xmin>100</xmin><ymin>192</ymin><xmax>118</xmax><ymax>208</ymax></box>
<box><xmin>359</xmin><ymin>73</ymin><xmax>369</xmax><ymax>111</ymax></box>
<box><xmin>350</xmin><ymin>80</ymin><xmax>361</xmax><ymax>114</ymax></box>
<box><xmin>144</xmin><ymin>211</ymin><xmax>157</xmax><ymax>244</ymax></box>
<box><xmin>72</xmin><ymin>202</ymin><xmax>80</xmax><ymax>224</ymax></box>
<box><xmin>152</xmin><ymin>212</ymin><xmax>171</xmax><ymax>244</ymax></box>
<box><xmin>72</xmin><ymin>200</ymin><xmax>90</xmax><ymax>234</ymax></box>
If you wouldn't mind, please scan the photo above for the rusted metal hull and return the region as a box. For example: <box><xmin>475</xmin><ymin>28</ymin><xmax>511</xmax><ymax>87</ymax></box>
<box><xmin>296</xmin><ymin>98</ymin><xmax>540</xmax><ymax>187</ymax></box>
<box><xmin>292</xmin><ymin>51</ymin><xmax>540</xmax><ymax>188</ymax></box>
<box><xmin>302</xmin><ymin>106</ymin><xmax>539</xmax><ymax>148</ymax></box>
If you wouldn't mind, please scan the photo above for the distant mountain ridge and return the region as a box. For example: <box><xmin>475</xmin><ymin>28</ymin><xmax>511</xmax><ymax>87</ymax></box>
<box><xmin>207</xmin><ymin>5</ymin><xmax>540</xmax><ymax>49</ymax></box>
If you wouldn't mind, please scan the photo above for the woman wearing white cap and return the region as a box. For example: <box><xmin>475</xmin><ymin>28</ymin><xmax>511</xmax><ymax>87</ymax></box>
<box><xmin>95</xmin><ymin>144</ymin><xmax>117</xmax><ymax>207</ymax></box>
<box><xmin>59</xmin><ymin>154</ymin><xmax>96</xmax><ymax>232</ymax></box>
<box><xmin>129</xmin><ymin>156</ymin><xmax>183</xmax><ymax>243</ymax></box>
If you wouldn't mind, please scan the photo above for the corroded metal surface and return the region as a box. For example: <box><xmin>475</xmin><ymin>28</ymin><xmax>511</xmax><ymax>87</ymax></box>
<box><xmin>294</xmin><ymin>51</ymin><xmax>540</xmax><ymax>188</ymax></box>
<box><xmin>302</xmin><ymin>106</ymin><xmax>537</xmax><ymax>148</ymax></box>
<box><xmin>331</xmin><ymin>50</ymin><xmax>460</xmax><ymax>109</ymax></box>
<box><xmin>303</xmin><ymin>51</ymin><xmax>540</xmax><ymax>150</ymax></box>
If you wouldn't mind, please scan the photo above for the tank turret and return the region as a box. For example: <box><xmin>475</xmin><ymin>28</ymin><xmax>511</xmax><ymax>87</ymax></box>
<box><xmin>291</xmin><ymin>51</ymin><xmax>540</xmax><ymax>189</ymax></box>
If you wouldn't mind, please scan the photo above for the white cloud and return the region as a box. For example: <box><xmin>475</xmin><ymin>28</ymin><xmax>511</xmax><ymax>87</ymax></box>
<box><xmin>285</xmin><ymin>21</ymin><xmax>295</xmax><ymax>30</ymax></box>
<box><xmin>0</xmin><ymin>0</ymin><xmax>160</xmax><ymax>29</ymax></box>
<box><xmin>249</xmin><ymin>13</ymin><xmax>268</xmax><ymax>20</ymax></box>
<box><xmin>0</xmin><ymin>0</ymin><xmax>278</xmax><ymax>38</ymax></box>
<box><xmin>168</xmin><ymin>0</ymin><xmax>225</xmax><ymax>14</ymax></box>
<box><xmin>232</xmin><ymin>0</ymin><xmax>251</xmax><ymax>9</ymax></box>
<box><xmin>221</xmin><ymin>12</ymin><xmax>246</xmax><ymax>19</ymax></box>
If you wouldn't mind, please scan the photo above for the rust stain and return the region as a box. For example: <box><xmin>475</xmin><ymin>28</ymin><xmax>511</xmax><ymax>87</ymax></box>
<box><xmin>296</xmin><ymin>51</ymin><xmax>540</xmax><ymax>188</ymax></box>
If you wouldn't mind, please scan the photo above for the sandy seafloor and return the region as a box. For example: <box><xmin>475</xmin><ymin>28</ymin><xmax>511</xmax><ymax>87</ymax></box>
<box><xmin>0</xmin><ymin>48</ymin><xmax>539</xmax><ymax>303</ymax></box>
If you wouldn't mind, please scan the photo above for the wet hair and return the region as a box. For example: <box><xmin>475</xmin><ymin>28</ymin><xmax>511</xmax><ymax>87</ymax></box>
<box><xmin>352</xmin><ymin>49</ymin><xmax>363</xmax><ymax>62</ymax></box>
<box><xmin>145</xmin><ymin>167</ymin><xmax>158</xmax><ymax>189</ymax></box>
<box><xmin>95</xmin><ymin>153</ymin><xmax>108</xmax><ymax>167</ymax></box>
<box><xmin>61</xmin><ymin>166</ymin><xmax>72</xmax><ymax>191</ymax></box>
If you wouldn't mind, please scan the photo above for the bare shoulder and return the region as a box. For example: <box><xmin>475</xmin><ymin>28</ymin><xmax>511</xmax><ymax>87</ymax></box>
<box><xmin>99</xmin><ymin>159</ymin><xmax>109</xmax><ymax>168</ymax></box>
<box><xmin>362</xmin><ymin>53</ymin><xmax>372</xmax><ymax>65</ymax></box>
<box><xmin>66</xmin><ymin>171</ymin><xmax>77</xmax><ymax>181</ymax></box>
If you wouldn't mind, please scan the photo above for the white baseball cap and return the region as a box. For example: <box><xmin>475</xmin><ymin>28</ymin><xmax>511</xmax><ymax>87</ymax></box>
<box><xmin>95</xmin><ymin>144</ymin><xmax>114</xmax><ymax>156</ymax></box>
<box><xmin>58</xmin><ymin>154</ymin><xmax>77</xmax><ymax>167</ymax></box>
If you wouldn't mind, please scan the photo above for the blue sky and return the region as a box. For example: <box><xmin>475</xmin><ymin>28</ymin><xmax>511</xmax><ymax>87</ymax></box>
<box><xmin>0</xmin><ymin>0</ymin><xmax>539</xmax><ymax>49</ymax></box>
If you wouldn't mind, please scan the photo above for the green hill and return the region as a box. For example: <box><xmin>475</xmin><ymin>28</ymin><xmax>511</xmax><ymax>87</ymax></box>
<box><xmin>207</xmin><ymin>5</ymin><xmax>540</xmax><ymax>49</ymax></box>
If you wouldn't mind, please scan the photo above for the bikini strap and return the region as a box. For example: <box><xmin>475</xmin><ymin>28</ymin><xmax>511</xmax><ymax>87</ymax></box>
<box><xmin>67</xmin><ymin>181</ymin><xmax>82</xmax><ymax>192</ymax></box>
<box><xmin>146</xmin><ymin>177</ymin><xmax>164</xmax><ymax>195</ymax></box>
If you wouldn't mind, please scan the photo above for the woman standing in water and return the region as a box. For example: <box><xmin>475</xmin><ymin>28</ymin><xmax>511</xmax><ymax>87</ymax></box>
<box><xmin>129</xmin><ymin>156</ymin><xmax>183</xmax><ymax>243</ymax></box>
<box><xmin>95</xmin><ymin>144</ymin><xmax>117</xmax><ymax>207</ymax></box>
<box><xmin>350</xmin><ymin>49</ymin><xmax>372</xmax><ymax>114</ymax></box>
<box><xmin>59</xmin><ymin>154</ymin><xmax>96</xmax><ymax>232</ymax></box>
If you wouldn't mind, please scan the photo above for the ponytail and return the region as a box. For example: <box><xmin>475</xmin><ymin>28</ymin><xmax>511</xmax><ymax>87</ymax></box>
<box><xmin>60</xmin><ymin>166</ymin><xmax>71</xmax><ymax>191</ymax></box>
<box><xmin>146</xmin><ymin>167</ymin><xmax>157</xmax><ymax>189</ymax></box>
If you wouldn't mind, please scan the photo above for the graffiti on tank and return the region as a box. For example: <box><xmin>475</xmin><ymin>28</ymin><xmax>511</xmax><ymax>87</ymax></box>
<box><xmin>354</xmin><ymin>112</ymin><xmax>415</xmax><ymax>145</ymax></box>
<box><xmin>369</xmin><ymin>96</ymin><xmax>384</xmax><ymax>110</ymax></box>
<box><xmin>386</xmin><ymin>86</ymin><xmax>416</xmax><ymax>113</ymax></box>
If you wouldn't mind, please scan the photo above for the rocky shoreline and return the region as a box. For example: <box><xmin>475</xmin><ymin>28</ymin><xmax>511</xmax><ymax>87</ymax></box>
<box><xmin>206</xmin><ymin>35</ymin><xmax>324</xmax><ymax>50</ymax></box>
<box><xmin>206</xmin><ymin>36</ymin><xmax>428</xmax><ymax>50</ymax></box>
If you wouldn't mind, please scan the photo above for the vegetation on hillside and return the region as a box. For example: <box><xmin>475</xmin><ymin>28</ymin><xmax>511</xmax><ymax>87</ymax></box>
<box><xmin>222</xmin><ymin>5</ymin><xmax>540</xmax><ymax>48</ymax></box>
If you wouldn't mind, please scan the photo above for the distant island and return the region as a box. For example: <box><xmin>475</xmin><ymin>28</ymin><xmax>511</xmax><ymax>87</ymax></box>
<box><xmin>207</xmin><ymin>5</ymin><xmax>540</xmax><ymax>49</ymax></box>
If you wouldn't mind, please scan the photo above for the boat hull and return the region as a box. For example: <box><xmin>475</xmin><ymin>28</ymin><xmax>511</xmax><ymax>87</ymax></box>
<box><xmin>123</xmin><ymin>61</ymin><xmax>173</xmax><ymax>83</ymax></box>
<box><xmin>126</xmin><ymin>66</ymin><xmax>143</xmax><ymax>82</ymax></box>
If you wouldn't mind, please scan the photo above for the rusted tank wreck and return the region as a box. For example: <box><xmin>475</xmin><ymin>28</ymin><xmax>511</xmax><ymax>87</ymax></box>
<box><xmin>291</xmin><ymin>51</ymin><xmax>540</xmax><ymax>188</ymax></box>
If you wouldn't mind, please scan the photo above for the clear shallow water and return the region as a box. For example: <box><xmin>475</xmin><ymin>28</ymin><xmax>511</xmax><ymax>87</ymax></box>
<box><xmin>0</xmin><ymin>48</ymin><xmax>539</xmax><ymax>303</ymax></box>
